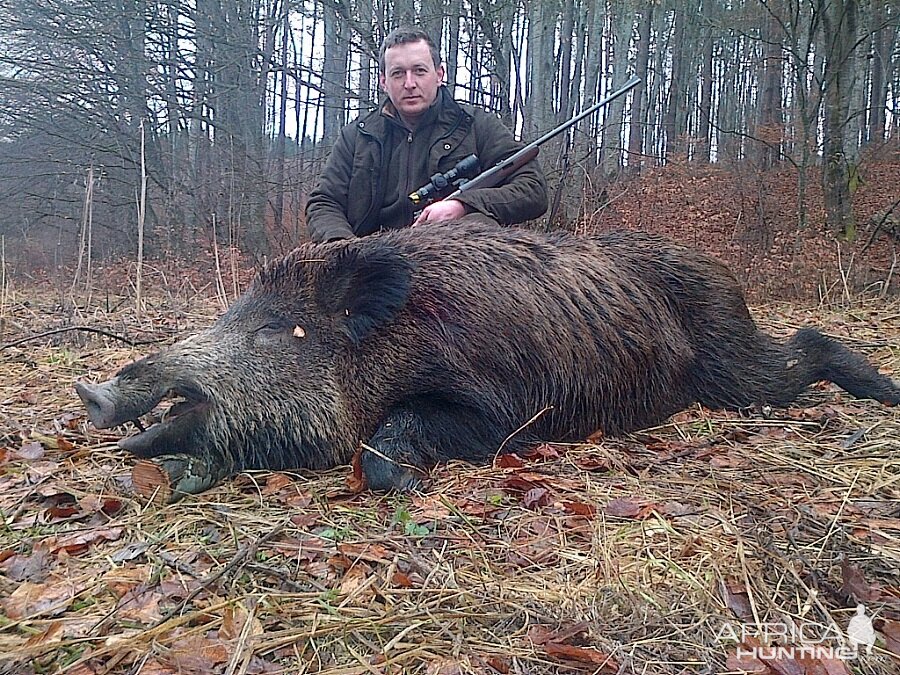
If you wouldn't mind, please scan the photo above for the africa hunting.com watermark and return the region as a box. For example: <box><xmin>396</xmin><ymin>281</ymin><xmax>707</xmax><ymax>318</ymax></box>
<box><xmin>716</xmin><ymin>604</ymin><xmax>876</xmax><ymax>661</ymax></box>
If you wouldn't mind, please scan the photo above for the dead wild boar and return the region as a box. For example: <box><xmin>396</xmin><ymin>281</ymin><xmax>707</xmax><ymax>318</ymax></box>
<box><xmin>76</xmin><ymin>221</ymin><xmax>899</xmax><ymax>497</ymax></box>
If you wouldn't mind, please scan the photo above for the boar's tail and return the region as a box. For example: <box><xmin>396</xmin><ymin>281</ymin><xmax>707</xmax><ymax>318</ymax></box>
<box><xmin>783</xmin><ymin>328</ymin><xmax>900</xmax><ymax>405</ymax></box>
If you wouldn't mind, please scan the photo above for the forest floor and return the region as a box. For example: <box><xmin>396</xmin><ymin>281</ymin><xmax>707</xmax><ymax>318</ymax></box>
<box><xmin>2</xmin><ymin>156</ymin><xmax>900</xmax><ymax>674</ymax></box>
<box><xmin>1</xmin><ymin>290</ymin><xmax>899</xmax><ymax>674</ymax></box>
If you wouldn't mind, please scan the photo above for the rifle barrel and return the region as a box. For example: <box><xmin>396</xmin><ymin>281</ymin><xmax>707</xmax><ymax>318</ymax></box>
<box><xmin>444</xmin><ymin>76</ymin><xmax>641</xmax><ymax>201</ymax></box>
<box><xmin>529</xmin><ymin>75</ymin><xmax>642</xmax><ymax>148</ymax></box>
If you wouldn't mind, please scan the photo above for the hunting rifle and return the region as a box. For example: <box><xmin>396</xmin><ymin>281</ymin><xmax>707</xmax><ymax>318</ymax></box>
<box><xmin>408</xmin><ymin>75</ymin><xmax>641</xmax><ymax>210</ymax></box>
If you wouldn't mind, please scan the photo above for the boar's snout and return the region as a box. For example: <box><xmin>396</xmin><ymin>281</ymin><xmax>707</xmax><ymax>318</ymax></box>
<box><xmin>76</xmin><ymin>381</ymin><xmax>120</xmax><ymax>429</ymax></box>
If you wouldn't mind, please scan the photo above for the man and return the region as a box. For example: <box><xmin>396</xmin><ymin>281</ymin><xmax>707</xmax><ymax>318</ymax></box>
<box><xmin>305</xmin><ymin>27</ymin><xmax>548</xmax><ymax>243</ymax></box>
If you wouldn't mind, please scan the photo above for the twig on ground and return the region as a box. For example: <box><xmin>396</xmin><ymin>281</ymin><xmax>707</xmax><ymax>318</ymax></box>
<box><xmin>152</xmin><ymin>520</ymin><xmax>288</xmax><ymax>627</ymax></box>
<box><xmin>0</xmin><ymin>325</ymin><xmax>157</xmax><ymax>351</ymax></box>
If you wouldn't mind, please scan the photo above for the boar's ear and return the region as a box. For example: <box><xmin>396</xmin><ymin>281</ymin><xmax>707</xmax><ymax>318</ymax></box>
<box><xmin>316</xmin><ymin>245</ymin><xmax>412</xmax><ymax>344</ymax></box>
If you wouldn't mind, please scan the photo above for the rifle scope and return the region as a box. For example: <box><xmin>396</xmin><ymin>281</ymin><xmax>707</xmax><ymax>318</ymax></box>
<box><xmin>408</xmin><ymin>154</ymin><xmax>480</xmax><ymax>206</ymax></box>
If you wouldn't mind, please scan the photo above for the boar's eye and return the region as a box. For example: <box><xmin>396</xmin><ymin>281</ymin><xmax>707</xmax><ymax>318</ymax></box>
<box><xmin>255</xmin><ymin>321</ymin><xmax>290</xmax><ymax>336</ymax></box>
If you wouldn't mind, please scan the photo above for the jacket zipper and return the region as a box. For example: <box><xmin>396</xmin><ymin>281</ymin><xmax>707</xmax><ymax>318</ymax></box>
<box><xmin>405</xmin><ymin>131</ymin><xmax>414</xmax><ymax>224</ymax></box>
<box><xmin>357</xmin><ymin>124</ymin><xmax>384</xmax><ymax>233</ymax></box>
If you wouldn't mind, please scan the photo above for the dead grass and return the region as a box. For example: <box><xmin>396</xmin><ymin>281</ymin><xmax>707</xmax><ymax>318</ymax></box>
<box><xmin>1</xmin><ymin>285</ymin><xmax>899</xmax><ymax>674</ymax></box>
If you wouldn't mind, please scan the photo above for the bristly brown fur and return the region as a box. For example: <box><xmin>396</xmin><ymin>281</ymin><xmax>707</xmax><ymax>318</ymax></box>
<box><xmin>77</xmin><ymin>221</ymin><xmax>900</xmax><ymax>494</ymax></box>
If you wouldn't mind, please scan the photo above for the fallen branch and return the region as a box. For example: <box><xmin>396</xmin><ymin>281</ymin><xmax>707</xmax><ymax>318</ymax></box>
<box><xmin>0</xmin><ymin>325</ymin><xmax>156</xmax><ymax>351</ymax></box>
<box><xmin>862</xmin><ymin>196</ymin><xmax>900</xmax><ymax>254</ymax></box>
<box><xmin>152</xmin><ymin>520</ymin><xmax>288</xmax><ymax>628</ymax></box>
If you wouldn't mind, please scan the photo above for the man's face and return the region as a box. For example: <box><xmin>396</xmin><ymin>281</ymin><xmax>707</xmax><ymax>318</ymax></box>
<box><xmin>380</xmin><ymin>40</ymin><xmax>444</xmax><ymax>126</ymax></box>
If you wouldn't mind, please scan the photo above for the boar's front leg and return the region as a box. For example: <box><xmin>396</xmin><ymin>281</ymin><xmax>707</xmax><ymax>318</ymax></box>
<box><xmin>361</xmin><ymin>397</ymin><xmax>510</xmax><ymax>492</ymax></box>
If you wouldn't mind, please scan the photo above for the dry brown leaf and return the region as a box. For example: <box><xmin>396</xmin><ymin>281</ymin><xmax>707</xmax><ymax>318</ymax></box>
<box><xmin>220</xmin><ymin>604</ymin><xmax>249</xmax><ymax>641</ymax></box>
<box><xmin>527</xmin><ymin>621</ymin><xmax>590</xmax><ymax>646</ymax></box>
<box><xmin>24</xmin><ymin>620</ymin><xmax>64</xmax><ymax>648</ymax></box>
<box><xmin>585</xmin><ymin>429</ymin><xmax>604</xmax><ymax>443</ymax></box>
<box><xmin>116</xmin><ymin>587</ymin><xmax>164</xmax><ymax>623</ymax></box>
<box><xmin>522</xmin><ymin>486</ymin><xmax>550</xmax><ymax>509</ymax></box>
<box><xmin>16</xmin><ymin>440</ymin><xmax>45</xmax><ymax>460</ymax></box>
<box><xmin>840</xmin><ymin>557</ymin><xmax>880</xmax><ymax>603</ymax></box>
<box><xmin>543</xmin><ymin>642</ymin><xmax>619</xmax><ymax>669</ymax></box>
<box><xmin>48</xmin><ymin>526</ymin><xmax>124</xmax><ymax>555</ymax></box>
<box><xmin>725</xmin><ymin>650</ymin><xmax>772</xmax><ymax>673</ymax></box>
<box><xmin>289</xmin><ymin>513</ymin><xmax>318</xmax><ymax>528</ymax></box>
<box><xmin>103</xmin><ymin>565</ymin><xmax>151</xmax><ymax>597</ymax></box>
<box><xmin>561</xmin><ymin>500</ymin><xmax>596</xmax><ymax>518</ymax></box>
<box><xmin>168</xmin><ymin>636</ymin><xmax>230</xmax><ymax>674</ymax></box>
<box><xmin>604</xmin><ymin>496</ymin><xmax>656</xmax><ymax>519</ymax></box>
<box><xmin>3</xmin><ymin>579</ymin><xmax>74</xmax><ymax>619</ymax></box>
<box><xmin>573</xmin><ymin>455</ymin><xmax>611</xmax><ymax>471</ymax></box>
<box><xmin>721</xmin><ymin>577</ymin><xmax>754</xmax><ymax>622</ymax></box>
<box><xmin>347</xmin><ymin>445</ymin><xmax>366</xmax><ymax>493</ymax></box>
<box><xmin>391</xmin><ymin>571</ymin><xmax>414</xmax><ymax>588</ymax></box>
<box><xmin>127</xmin><ymin>661</ymin><xmax>177</xmax><ymax>675</ymax></box>
<box><xmin>338</xmin><ymin>561</ymin><xmax>376</xmax><ymax>602</ymax></box>
<box><xmin>283</xmin><ymin>490</ymin><xmax>313</xmax><ymax>508</ymax></box>
<box><xmin>494</xmin><ymin>453</ymin><xmax>524</xmax><ymax>469</ymax></box>
<box><xmin>261</xmin><ymin>472</ymin><xmax>293</xmax><ymax>495</ymax></box>
<box><xmin>525</xmin><ymin>443</ymin><xmax>561</xmax><ymax>460</ymax></box>
<box><xmin>78</xmin><ymin>494</ymin><xmax>124</xmax><ymax>516</ymax></box>
<box><xmin>2</xmin><ymin>546</ymin><xmax>50</xmax><ymax>582</ymax></box>
<box><xmin>882</xmin><ymin>618</ymin><xmax>900</xmax><ymax>658</ymax></box>
<box><xmin>338</xmin><ymin>541</ymin><xmax>391</xmax><ymax>564</ymax></box>
<box><xmin>484</xmin><ymin>655</ymin><xmax>511</xmax><ymax>673</ymax></box>
<box><xmin>807</xmin><ymin>657</ymin><xmax>853</xmax><ymax>674</ymax></box>
<box><xmin>410</xmin><ymin>493</ymin><xmax>453</xmax><ymax>519</ymax></box>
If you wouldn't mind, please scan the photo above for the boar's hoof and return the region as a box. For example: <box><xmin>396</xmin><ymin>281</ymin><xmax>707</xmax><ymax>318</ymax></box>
<box><xmin>360</xmin><ymin>449</ymin><xmax>428</xmax><ymax>493</ymax></box>
<box><xmin>133</xmin><ymin>453</ymin><xmax>229</xmax><ymax>503</ymax></box>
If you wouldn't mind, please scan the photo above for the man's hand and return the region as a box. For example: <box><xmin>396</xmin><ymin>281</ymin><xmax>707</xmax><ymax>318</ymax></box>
<box><xmin>413</xmin><ymin>199</ymin><xmax>468</xmax><ymax>226</ymax></box>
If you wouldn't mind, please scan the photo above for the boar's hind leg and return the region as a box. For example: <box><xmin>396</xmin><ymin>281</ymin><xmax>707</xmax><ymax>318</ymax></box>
<box><xmin>361</xmin><ymin>398</ymin><xmax>509</xmax><ymax>492</ymax></box>
<box><xmin>693</xmin><ymin>327</ymin><xmax>899</xmax><ymax>409</ymax></box>
<box><xmin>786</xmin><ymin>328</ymin><xmax>900</xmax><ymax>404</ymax></box>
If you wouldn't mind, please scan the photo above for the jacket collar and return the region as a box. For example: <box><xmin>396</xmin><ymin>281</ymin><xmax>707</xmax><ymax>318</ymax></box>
<box><xmin>358</xmin><ymin>87</ymin><xmax>468</xmax><ymax>139</ymax></box>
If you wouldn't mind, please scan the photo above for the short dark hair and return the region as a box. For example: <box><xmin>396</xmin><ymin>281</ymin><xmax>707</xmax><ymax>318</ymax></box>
<box><xmin>378</xmin><ymin>27</ymin><xmax>442</xmax><ymax>73</ymax></box>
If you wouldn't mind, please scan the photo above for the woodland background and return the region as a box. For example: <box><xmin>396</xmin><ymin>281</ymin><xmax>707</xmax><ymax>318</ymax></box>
<box><xmin>1</xmin><ymin>0</ymin><xmax>899</xmax><ymax>298</ymax></box>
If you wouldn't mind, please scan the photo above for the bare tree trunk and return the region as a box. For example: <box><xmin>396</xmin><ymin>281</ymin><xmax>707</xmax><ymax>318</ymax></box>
<box><xmin>754</xmin><ymin>11</ymin><xmax>783</xmax><ymax>168</ymax></box>
<box><xmin>421</xmin><ymin>0</ymin><xmax>444</xmax><ymax>49</ymax></box>
<box><xmin>786</xmin><ymin>0</ymin><xmax>825</xmax><ymax>230</ymax></box>
<box><xmin>717</xmin><ymin>35</ymin><xmax>743</xmax><ymax>165</ymax></box>
<box><xmin>568</xmin><ymin>0</ymin><xmax>586</xmax><ymax>122</ymax></box>
<box><xmin>580</xmin><ymin>0</ymin><xmax>604</xmax><ymax>171</ymax></box>
<box><xmin>557</xmin><ymin>0</ymin><xmax>575</xmax><ymax>123</ymax></box>
<box><xmin>820</xmin><ymin>0</ymin><xmax>859</xmax><ymax>239</ymax></box>
<box><xmin>192</xmin><ymin>0</ymin><xmax>214</xmax><ymax>243</ymax></box>
<box><xmin>322</xmin><ymin>3</ymin><xmax>349</xmax><ymax>142</ymax></box>
<box><xmin>868</xmin><ymin>0</ymin><xmax>890</xmax><ymax>142</ymax></box>
<box><xmin>525</xmin><ymin>0</ymin><xmax>557</xmax><ymax>138</ymax></box>
<box><xmin>600</xmin><ymin>1</ymin><xmax>632</xmax><ymax>179</ymax></box>
<box><xmin>394</xmin><ymin>0</ymin><xmax>414</xmax><ymax>26</ymax></box>
<box><xmin>356</xmin><ymin>0</ymin><xmax>376</xmax><ymax>109</ymax></box>
<box><xmin>446</xmin><ymin>0</ymin><xmax>461</xmax><ymax>91</ymax></box>
<box><xmin>274</xmin><ymin>7</ymin><xmax>289</xmax><ymax>243</ymax></box>
<box><xmin>473</xmin><ymin>0</ymin><xmax>514</xmax><ymax>123</ymax></box>
<box><xmin>696</xmin><ymin>21</ymin><xmax>714</xmax><ymax>163</ymax></box>
<box><xmin>648</xmin><ymin>8</ymin><xmax>668</xmax><ymax>163</ymax></box>
<box><xmin>663</xmin><ymin>7</ymin><xmax>686</xmax><ymax>160</ymax></box>
<box><xmin>628</xmin><ymin>6</ymin><xmax>651</xmax><ymax>174</ymax></box>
